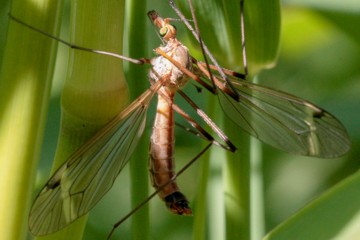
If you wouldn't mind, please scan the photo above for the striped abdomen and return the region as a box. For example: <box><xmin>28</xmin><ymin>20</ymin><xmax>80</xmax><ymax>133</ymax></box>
<box><xmin>149</xmin><ymin>91</ymin><xmax>192</xmax><ymax>215</ymax></box>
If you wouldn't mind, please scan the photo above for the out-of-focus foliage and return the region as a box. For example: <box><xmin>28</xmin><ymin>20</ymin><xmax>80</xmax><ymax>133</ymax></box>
<box><xmin>1</xmin><ymin>0</ymin><xmax>358</xmax><ymax>239</ymax></box>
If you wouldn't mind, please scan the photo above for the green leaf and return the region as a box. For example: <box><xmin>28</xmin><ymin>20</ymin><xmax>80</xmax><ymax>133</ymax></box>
<box><xmin>126</xmin><ymin>0</ymin><xmax>150</xmax><ymax>239</ymax></box>
<box><xmin>33</xmin><ymin>0</ymin><xmax>127</xmax><ymax>239</ymax></box>
<box><xmin>264</xmin><ymin>171</ymin><xmax>360</xmax><ymax>240</ymax></box>
<box><xmin>179</xmin><ymin>1</ymin><xmax>281</xmax><ymax>240</ymax></box>
<box><xmin>0</xmin><ymin>0</ymin><xmax>62</xmax><ymax>240</ymax></box>
<box><xmin>182</xmin><ymin>0</ymin><xmax>281</xmax><ymax>74</ymax></box>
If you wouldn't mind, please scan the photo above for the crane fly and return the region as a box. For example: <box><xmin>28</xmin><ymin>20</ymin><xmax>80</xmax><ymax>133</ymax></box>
<box><xmin>11</xmin><ymin>0</ymin><xmax>350</xmax><ymax>238</ymax></box>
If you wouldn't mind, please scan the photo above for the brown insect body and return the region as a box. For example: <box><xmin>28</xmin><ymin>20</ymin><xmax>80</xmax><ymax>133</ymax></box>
<box><xmin>148</xmin><ymin>10</ymin><xmax>193</xmax><ymax>215</ymax></box>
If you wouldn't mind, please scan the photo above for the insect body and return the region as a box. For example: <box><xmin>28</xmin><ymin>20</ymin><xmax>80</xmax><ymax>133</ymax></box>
<box><xmin>148</xmin><ymin>10</ymin><xmax>192</xmax><ymax>215</ymax></box>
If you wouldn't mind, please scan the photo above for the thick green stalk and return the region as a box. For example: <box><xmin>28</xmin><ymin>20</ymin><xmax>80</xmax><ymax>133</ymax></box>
<box><xmin>0</xmin><ymin>0</ymin><xmax>62</xmax><ymax>240</ymax></box>
<box><xmin>192</xmin><ymin>123</ymin><xmax>212</xmax><ymax>240</ymax></box>
<box><xmin>223</xmin><ymin>1</ymin><xmax>280</xmax><ymax>239</ymax></box>
<box><xmin>125</xmin><ymin>1</ymin><xmax>150</xmax><ymax>240</ymax></box>
<box><xmin>35</xmin><ymin>0</ymin><xmax>128</xmax><ymax>239</ymax></box>
<box><xmin>183</xmin><ymin>0</ymin><xmax>280</xmax><ymax>239</ymax></box>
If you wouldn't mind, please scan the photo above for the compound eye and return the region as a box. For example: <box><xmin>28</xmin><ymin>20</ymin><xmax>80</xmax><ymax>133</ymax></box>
<box><xmin>159</xmin><ymin>27</ymin><xmax>168</xmax><ymax>37</ymax></box>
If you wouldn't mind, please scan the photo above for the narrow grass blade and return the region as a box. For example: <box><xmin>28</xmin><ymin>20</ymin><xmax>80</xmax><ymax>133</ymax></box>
<box><xmin>264</xmin><ymin>171</ymin><xmax>360</xmax><ymax>240</ymax></box>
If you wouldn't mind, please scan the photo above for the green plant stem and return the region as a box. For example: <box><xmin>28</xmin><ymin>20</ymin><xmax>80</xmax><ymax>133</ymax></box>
<box><xmin>249</xmin><ymin>76</ymin><xmax>265</xmax><ymax>240</ymax></box>
<box><xmin>224</xmin><ymin>123</ymin><xmax>251</xmax><ymax>240</ymax></box>
<box><xmin>185</xmin><ymin>0</ymin><xmax>280</xmax><ymax>239</ymax></box>
<box><xmin>224</xmin><ymin>1</ymin><xmax>280</xmax><ymax>239</ymax></box>
<box><xmin>193</xmin><ymin>153</ymin><xmax>210</xmax><ymax>240</ymax></box>
<box><xmin>192</xmin><ymin>94</ymin><xmax>214</xmax><ymax>240</ymax></box>
<box><xmin>125</xmin><ymin>1</ymin><xmax>150</xmax><ymax>240</ymax></box>
<box><xmin>0</xmin><ymin>0</ymin><xmax>62</xmax><ymax>240</ymax></box>
<box><xmin>34</xmin><ymin>0</ymin><xmax>127</xmax><ymax>239</ymax></box>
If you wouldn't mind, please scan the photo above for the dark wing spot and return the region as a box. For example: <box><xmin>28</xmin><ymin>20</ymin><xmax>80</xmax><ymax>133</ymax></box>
<box><xmin>47</xmin><ymin>179</ymin><xmax>61</xmax><ymax>189</ymax></box>
<box><xmin>313</xmin><ymin>110</ymin><xmax>325</xmax><ymax>119</ymax></box>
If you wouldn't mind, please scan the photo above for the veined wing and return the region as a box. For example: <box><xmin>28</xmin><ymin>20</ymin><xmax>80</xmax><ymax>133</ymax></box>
<box><xmin>29</xmin><ymin>80</ymin><xmax>162</xmax><ymax>236</ymax></box>
<box><xmin>217</xmin><ymin>77</ymin><xmax>350</xmax><ymax>158</ymax></box>
<box><xmin>192</xmin><ymin>61</ymin><xmax>350</xmax><ymax>158</ymax></box>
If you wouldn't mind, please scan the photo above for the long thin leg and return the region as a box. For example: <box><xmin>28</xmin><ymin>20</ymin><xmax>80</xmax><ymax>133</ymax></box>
<box><xmin>172</xmin><ymin>102</ymin><xmax>234</xmax><ymax>151</ymax></box>
<box><xmin>155</xmin><ymin>48</ymin><xmax>216</xmax><ymax>94</ymax></box>
<box><xmin>194</xmin><ymin>59</ymin><xmax>239</xmax><ymax>100</ymax></box>
<box><xmin>153</xmin><ymin>51</ymin><xmax>236</xmax><ymax>152</ymax></box>
<box><xmin>175</xmin><ymin>122</ymin><xmax>205</xmax><ymax>139</ymax></box>
<box><xmin>185</xmin><ymin>0</ymin><xmax>217</xmax><ymax>93</ymax></box>
<box><xmin>169</xmin><ymin>0</ymin><xmax>240</xmax><ymax>100</ymax></box>
<box><xmin>240</xmin><ymin>0</ymin><xmax>249</xmax><ymax>78</ymax></box>
<box><xmin>177</xmin><ymin>90</ymin><xmax>237</xmax><ymax>152</ymax></box>
<box><xmin>151</xmin><ymin>86</ymin><xmax>231</xmax><ymax>151</ymax></box>
<box><xmin>9</xmin><ymin>13</ymin><xmax>150</xmax><ymax>65</ymax></box>
<box><xmin>195</xmin><ymin>60</ymin><xmax>246</xmax><ymax>79</ymax></box>
<box><xmin>150</xmin><ymin>79</ymin><xmax>234</xmax><ymax>151</ymax></box>
<box><xmin>107</xmin><ymin>143</ymin><xmax>212</xmax><ymax>240</ymax></box>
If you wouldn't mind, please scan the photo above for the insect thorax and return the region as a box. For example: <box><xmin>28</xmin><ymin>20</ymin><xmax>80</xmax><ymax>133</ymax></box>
<box><xmin>149</xmin><ymin>39</ymin><xmax>192</xmax><ymax>91</ymax></box>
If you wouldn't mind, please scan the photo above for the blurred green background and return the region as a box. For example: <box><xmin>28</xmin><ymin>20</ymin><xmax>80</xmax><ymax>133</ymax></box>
<box><xmin>1</xmin><ymin>0</ymin><xmax>359</xmax><ymax>239</ymax></box>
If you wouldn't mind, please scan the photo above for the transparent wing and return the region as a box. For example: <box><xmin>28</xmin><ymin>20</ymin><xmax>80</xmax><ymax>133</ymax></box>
<box><xmin>29</xmin><ymin>81</ymin><xmax>161</xmax><ymax>236</ymax></box>
<box><xmin>218</xmin><ymin>78</ymin><xmax>350</xmax><ymax>158</ymax></box>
